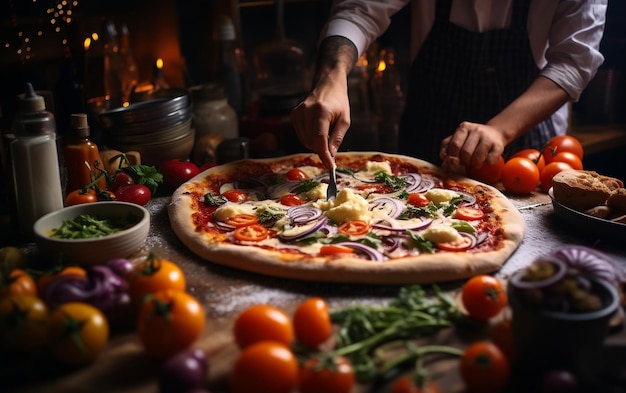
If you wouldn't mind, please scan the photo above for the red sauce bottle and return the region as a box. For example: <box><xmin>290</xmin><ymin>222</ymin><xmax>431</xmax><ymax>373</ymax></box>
<box><xmin>63</xmin><ymin>113</ymin><xmax>106</xmax><ymax>193</ymax></box>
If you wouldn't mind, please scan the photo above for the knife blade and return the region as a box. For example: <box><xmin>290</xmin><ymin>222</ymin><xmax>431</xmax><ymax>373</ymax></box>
<box><xmin>326</xmin><ymin>163</ymin><xmax>337</xmax><ymax>200</ymax></box>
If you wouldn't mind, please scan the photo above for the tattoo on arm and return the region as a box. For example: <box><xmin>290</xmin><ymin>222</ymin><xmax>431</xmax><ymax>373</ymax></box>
<box><xmin>314</xmin><ymin>35</ymin><xmax>358</xmax><ymax>81</ymax></box>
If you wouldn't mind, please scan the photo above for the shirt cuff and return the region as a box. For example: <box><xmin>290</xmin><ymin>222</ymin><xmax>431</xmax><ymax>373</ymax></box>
<box><xmin>323</xmin><ymin>19</ymin><xmax>370</xmax><ymax>58</ymax></box>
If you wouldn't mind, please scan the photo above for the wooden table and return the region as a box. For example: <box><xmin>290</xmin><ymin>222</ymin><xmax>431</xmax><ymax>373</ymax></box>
<box><xmin>3</xmin><ymin>191</ymin><xmax>626</xmax><ymax>393</ymax></box>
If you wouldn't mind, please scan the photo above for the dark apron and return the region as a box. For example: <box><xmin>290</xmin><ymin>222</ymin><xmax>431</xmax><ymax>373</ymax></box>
<box><xmin>397</xmin><ymin>0</ymin><xmax>555</xmax><ymax>164</ymax></box>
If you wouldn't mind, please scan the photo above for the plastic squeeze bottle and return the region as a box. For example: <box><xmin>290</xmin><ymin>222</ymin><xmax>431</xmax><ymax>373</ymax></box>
<box><xmin>10</xmin><ymin>83</ymin><xmax>64</xmax><ymax>236</ymax></box>
<box><xmin>63</xmin><ymin>113</ymin><xmax>106</xmax><ymax>193</ymax></box>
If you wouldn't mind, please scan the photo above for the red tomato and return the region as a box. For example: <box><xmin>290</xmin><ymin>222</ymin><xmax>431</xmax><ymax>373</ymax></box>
<box><xmin>279</xmin><ymin>194</ymin><xmax>304</xmax><ymax>206</ymax></box>
<box><xmin>231</xmin><ymin>341</ymin><xmax>299</xmax><ymax>393</ymax></box>
<box><xmin>107</xmin><ymin>171</ymin><xmax>134</xmax><ymax>193</ymax></box>
<box><xmin>460</xmin><ymin>341</ymin><xmax>510</xmax><ymax>393</ymax></box>
<box><xmin>127</xmin><ymin>256</ymin><xmax>186</xmax><ymax>304</ymax></box>
<box><xmin>454</xmin><ymin>207</ymin><xmax>485</xmax><ymax>221</ymax></box>
<box><xmin>47</xmin><ymin>302</ymin><xmax>109</xmax><ymax>365</ymax></box>
<box><xmin>552</xmin><ymin>151</ymin><xmax>583</xmax><ymax>171</ymax></box>
<box><xmin>543</xmin><ymin>135</ymin><xmax>584</xmax><ymax>164</ymax></box>
<box><xmin>0</xmin><ymin>269</ymin><xmax>37</xmax><ymax>299</ymax></box>
<box><xmin>222</xmin><ymin>189</ymin><xmax>249</xmax><ymax>203</ymax></box>
<box><xmin>489</xmin><ymin>318</ymin><xmax>516</xmax><ymax>361</ymax></box>
<box><xmin>293</xmin><ymin>297</ymin><xmax>332</xmax><ymax>349</ymax></box>
<box><xmin>407</xmin><ymin>193</ymin><xmax>430</xmax><ymax>207</ymax></box>
<box><xmin>319</xmin><ymin>245</ymin><xmax>355</xmax><ymax>255</ymax></box>
<box><xmin>285</xmin><ymin>168</ymin><xmax>309</xmax><ymax>181</ymax></box>
<box><xmin>299</xmin><ymin>356</ymin><xmax>355</xmax><ymax>393</ymax></box>
<box><xmin>0</xmin><ymin>295</ymin><xmax>49</xmax><ymax>352</ymax></box>
<box><xmin>65</xmin><ymin>188</ymin><xmax>98</xmax><ymax>206</ymax></box>
<box><xmin>540</xmin><ymin>161</ymin><xmax>573</xmax><ymax>193</ymax></box>
<box><xmin>461</xmin><ymin>275</ymin><xmax>507</xmax><ymax>321</ymax></box>
<box><xmin>465</xmin><ymin>155</ymin><xmax>505</xmax><ymax>184</ymax></box>
<box><xmin>115</xmin><ymin>184</ymin><xmax>151</xmax><ymax>206</ymax></box>
<box><xmin>136</xmin><ymin>289</ymin><xmax>206</xmax><ymax>358</ymax></box>
<box><xmin>338</xmin><ymin>220</ymin><xmax>370</xmax><ymax>236</ymax></box>
<box><xmin>511</xmin><ymin>148</ymin><xmax>546</xmax><ymax>173</ymax></box>
<box><xmin>160</xmin><ymin>159</ymin><xmax>201</xmax><ymax>190</ymax></box>
<box><xmin>500</xmin><ymin>157</ymin><xmax>540</xmax><ymax>195</ymax></box>
<box><xmin>436</xmin><ymin>235</ymin><xmax>474</xmax><ymax>252</ymax></box>
<box><xmin>225</xmin><ymin>214</ymin><xmax>259</xmax><ymax>227</ymax></box>
<box><xmin>389</xmin><ymin>375</ymin><xmax>441</xmax><ymax>393</ymax></box>
<box><xmin>233</xmin><ymin>224</ymin><xmax>269</xmax><ymax>242</ymax></box>
<box><xmin>199</xmin><ymin>162</ymin><xmax>217</xmax><ymax>171</ymax></box>
<box><xmin>234</xmin><ymin>304</ymin><xmax>294</xmax><ymax>349</ymax></box>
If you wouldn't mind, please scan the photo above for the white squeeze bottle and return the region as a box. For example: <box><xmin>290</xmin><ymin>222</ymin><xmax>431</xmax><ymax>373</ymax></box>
<box><xmin>10</xmin><ymin>83</ymin><xmax>64</xmax><ymax>236</ymax></box>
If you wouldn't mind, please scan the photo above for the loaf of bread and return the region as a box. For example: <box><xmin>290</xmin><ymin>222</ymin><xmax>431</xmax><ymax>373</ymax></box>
<box><xmin>607</xmin><ymin>188</ymin><xmax>626</xmax><ymax>212</ymax></box>
<box><xmin>551</xmin><ymin>169</ymin><xmax>624</xmax><ymax>211</ymax></box>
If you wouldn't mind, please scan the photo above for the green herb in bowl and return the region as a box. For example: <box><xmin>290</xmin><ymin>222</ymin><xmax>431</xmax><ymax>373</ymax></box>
<box><xmin>49</xmin><ymin>213</ymin><xmax>137</xmax><ymax>239</ymax></box>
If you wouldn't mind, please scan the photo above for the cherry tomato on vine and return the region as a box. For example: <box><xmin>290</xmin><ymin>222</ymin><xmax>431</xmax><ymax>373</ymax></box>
<box><xmin>108</xmin><ymin>171</ymin><xmax>134</xmax><ymax>193</ymax></box>
<box><xmin>0</xmin><ymin>269</ymin><xmax>37</xmax><ymax>299</ymax></box>
<box><xmin>65</xmin><ymin>188</ymin><xmax>98</xmax><ymax>206</ymax></box>
<box><xmin>501</xmin><ymin>157</ymin><xmax>540</xmax><ymax>195</ymax></box>
<box><xmin>279</xmin><ymin>194</ymin><xmax>305</xmax><ymax>206</ymax></box>
<box><xmin>0</xmin><ymin>295</ymin><xmax>48</xmax><ymax>352</ymax></box>
<box><xmin>127</xmin><ymin>256</ymin><xmax>186</xmax><ymax>304</ymax></box>
<box><xmin>222</xmin><ymin>189</ymin><xmax>249</xmax><ymax>203</ymax></box>
<box><xmin>407</xmin><ymin>193</ymin><xmax>430</xmax><ymax>207</ymax></box>
<box><xmin>47</xmin><ymin>302</ymin><xmax>109</xmax><ymax>364</ymax></box>
<box><xmin>461</xmin><ymin>275</ymin><xmax>507</xmax><ymax>321</ymax></box>
<box><xmin>389</xmin><ymin>375</ymin><xmax>442</xmax><ymax>393</ymax></box>
<box><xmin>293</xmin><ymin>297</ymin><xmax>332</xmax><ymax>349</ymax></box>
<box><xmin>552</xmin><ymin>151</ymin><xmax>583</xmax><ymax>171</ymax></box>
<box><xmin>338</xmin><ymin>220</ymin><xmax>370</xmax><ymax>236</ymax></box>
<box><xmin>299</xmin><ymin>355</ymin><xmax>355</xmax><ymax>393</ymax></box>
<box><xmin>231</xmin><ymin>341</ymin><xmax>299</xmax><ymax>393</ymax></box>
<box><xmin>512</xmin><ymin>148</ymin><xmax>545</xmax><ymax>173</ymax></box>
<box><xmin>285</xmin><ymin>168</ymin><xmax>309</xmax><ymax>181</ymax></box>
<box><xmin>540</xmin><ymin>161</ymin><xmax>573</xmax><ymax>193</ymax></box>
<box><xmin>465</xmin><ymin>155</ymin><xmax>505</xmax><ymax>185</ymax></box>
<box><xmin>137</xmin><ymin>289</ymin><xmax>206</xmax><ymax>358</ymax></box>
<box><xmin>233</xmin><ymin>224</ymin><xmax>269</xmax><ymax>242</ymax></box>
<box><xmin>160</xmin><ymin>159</ymin><xmax>201</xmax><ymax>190</ymax></box>
<box><xmin>543</xmin><ymin>135</ymin><xmax>584</xmax><ymax>164</ymax></box>
<box><xmin>115</xmin><ymin>184</ymin><xmax>151</xmax><ymax>206</ymax></box>
<box><xmin>460</xmin><ymin>341</ymin><xmax>510</xmax><ymax>393</ymax></box>
<box><xmin>225</xmin><ymin>214</ymin><xmax>259</xmax><ymax>227</ymax></box>
<box><xmin>234</xmin><ymin>304</ymin><xmax>294</xmax><ymax>349</ymax></box>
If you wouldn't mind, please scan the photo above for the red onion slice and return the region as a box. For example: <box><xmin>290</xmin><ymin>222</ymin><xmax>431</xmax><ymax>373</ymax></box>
<box><xmin>509</xmin><ymin>257</ymin><xmax>568</xmax><ymax>291</ymax></box>
<box><xmin>335</xmin><ymin>242</ymin><xmax>386</xmax><ymax>261</ymax></box>
<box><xmin>409</xmin><ymin>177</ymin><xmax>435</xmax><ymax>194</ymax></box>
<box><xmin>372</xmin><ymin>217</ymin><xmax>432</xmax><ymax>232</ymax></box>
<box><xmin>266</xmin><ymin>182</ymin><xmax>301</xmax><ymax>199</ymax></box>
<box><xmin>548</xmin><ymin>245</ymin><xmax>617</xmax><ymax>284</ymax></box>
<box><xmin>400</xmin><ymin>173</ymin><xmax>423</xmax><ymax>192</ymax></box>
<box><xmin>455</xmin><ymin>191</ymin><xmax>477</xmax><ymax>206</ymax></box>
<box><xmin>279</xmin><ymin>217</ymin><xmax>328</xmax><ymax>241</ymax></box>
<box><xmin>381</xmin><ymin>235</ymin><xmax>406</xmax><ymax>254</ymax></box>
<box><xmin>287</xmin><ymin>205</ymin><xmax>322</xmax><ymax>224</ymax></box>
<box><xmin>369</xmin><ymin>197</ymin><xmax>406</xmax><ymax>219</ymax></box>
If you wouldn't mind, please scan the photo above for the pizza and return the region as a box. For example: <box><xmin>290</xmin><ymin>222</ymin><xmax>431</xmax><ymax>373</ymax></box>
<box><xmin>167</xmin><ymin>152</ymin><xmax>525</xmax><ymax>284</ymax></box>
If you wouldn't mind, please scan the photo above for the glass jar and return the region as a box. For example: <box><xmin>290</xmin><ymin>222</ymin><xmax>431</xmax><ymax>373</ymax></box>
<box><xmin>189</xmin><ymin>84</ymin><xmax>238</xmax><ymax>140</ymax></box>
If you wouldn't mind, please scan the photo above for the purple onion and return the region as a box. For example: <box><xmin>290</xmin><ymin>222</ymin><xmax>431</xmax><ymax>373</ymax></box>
<box><xmin>455</xmin><ymin>191</ymin><xmax>477</xmax><ymax>206</ymax></box>
<box><xmin>335</xmin><ymin>242</ymin><xmax>386</xmax><ymax>261</ymax></box>
<box><xmin>279</xmin><ymin>217</ymin><xmax>328</xmax><ymax>241</ymax></box>
<box><xmin>214</xmin><ymin>220</ymin><xmax>236</xmax><ymax>232</ymax></box>
<box><xmin>159</xmin><ymin>348</ymin><xmax>208</xmax><ymax>393</ymax></box>
<box><xmin>381</xmin><ymin>235</ymin><xmax>406</xmax><ymax>254</ymax></box>
<box><xmin>105</xmin><ymin>258</ymin><xmax>134</xmax><ymax>278</ymax></box>
<box><xmin>369</xmin><ymin>197</ymin><xmax>406</xmax><ymax>218</ymax></box>
<box><xmin>548</xmin><ymin>245</ymin><xmax>617</xmax><ymax>284</ymax></box>
<box><xmin>458</xmin><ymin>232</ymin><xmax>478</xmax><ymax>249</ymax></box>
<box><xmin>266</xmin><ymin>181</ymin><xmax>301</xmax><ymax>199</ymax></box>
<box><xmin>409</xmin><ymin>177</ymin><xmax>435</xmax><ymax>194</ymax></box>
<box><xmin>400</xmin><ymin>173</ymin><xmax>423</xmax><ymax>192</ymax></box>
<box><xmin>287</xmin><ymin>205</ymin><xmax>322</xmax><ymax>224</ymax></box>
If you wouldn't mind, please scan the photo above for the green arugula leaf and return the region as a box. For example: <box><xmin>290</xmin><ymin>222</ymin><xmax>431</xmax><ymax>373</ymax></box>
<box><xmin>203</xmin><ymin>193</ymin><xmax>227</xmax><ymax>206</ymax></box>
<box><xmin>405</xmin><ymin>230</ymin><xmax>435</xmax><ymax>253</ymax></box>
<box><xmin>374</xmin><ymin>171</ymin><xmax>408</xmax><ymax>190</ymax></box>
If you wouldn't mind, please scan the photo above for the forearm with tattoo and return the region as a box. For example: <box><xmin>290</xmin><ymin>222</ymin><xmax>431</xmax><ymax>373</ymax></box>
<box><xmin>314</xmin><ymin>36</ymin><xmax>358</xmax><ymax>83</ymax></box>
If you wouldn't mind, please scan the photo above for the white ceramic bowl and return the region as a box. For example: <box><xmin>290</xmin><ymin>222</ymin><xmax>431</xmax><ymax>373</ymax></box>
<box><xmin>33</xmin><ymin>201</ymin><xmax>150</xmax><ymax>266</ymax></box>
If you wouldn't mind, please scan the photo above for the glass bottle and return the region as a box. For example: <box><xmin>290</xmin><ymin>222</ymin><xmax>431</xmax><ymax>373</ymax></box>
<box><xmin>10</xmin><ymin>83</ymin><xmax>64</xmax><ymax>236</ymax></box>
<box><xmin>63</xmin><ymin>113</ymin><xmax>106</xmax><ymax>194</ymax></box>
<box><xmin>103</xmin><ymin>20</ymin><xmax>123</xmax><ymax>109</ymax></box>
<box><xmin>217</xmin><ymin>15</ymin><xmax>246</xmax><ymax>116</ymax></box>
<box><xmin>119</xmin><ymin>23</ymin><xmax>139</xmax><ymax>105</ymax></box>
<box><xmin>189</xmin><ymin>84</ymin><xmax>238</xmax><ymax>140</ymax></box>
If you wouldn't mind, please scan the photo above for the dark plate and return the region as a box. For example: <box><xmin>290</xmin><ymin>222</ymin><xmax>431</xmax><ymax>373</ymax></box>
<box><xmin>548</xmin><ymin>187</ymin><xmax>626</xmax><ymax>244</ymax></box>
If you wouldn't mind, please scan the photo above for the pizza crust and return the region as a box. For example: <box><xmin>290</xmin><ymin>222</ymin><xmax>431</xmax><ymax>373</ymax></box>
<box><xmin>168</xmin><ymin>152</ymin><xmax>525</xmax><ymax>284</ymax></box>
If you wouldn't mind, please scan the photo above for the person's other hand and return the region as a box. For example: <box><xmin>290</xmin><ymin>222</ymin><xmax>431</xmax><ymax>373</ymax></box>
<box><xmin>440</xmin><ymin>121</ymin><xmax>506</xmax><ymax>170</ymax></box>
<box><xmin>290</xmin><ymin>72</ymin><xmax>351</xmax><ymax>169</ymax></box>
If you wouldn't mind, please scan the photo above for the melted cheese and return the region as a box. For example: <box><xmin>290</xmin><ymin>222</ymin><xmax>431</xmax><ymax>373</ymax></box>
<box><xmin>315</xmin><ymin>188</ymin><xmax>371</xmax><ymax>224</ymax></box>
<box><xmin>425</xmin><ymin>188</ymin><xmax>459</xmax><ymax>206</ymax></box>
<box><xmin>301</xmin><ymin>183</ymin><xmax>328</xmax><ymax>202</ymax></box>
<box><xmin>213</xmin><ymin>203</ymin><xmax>255</xmax><ymax>222</ymax></box>
<box><xmin>421</xmin><ymin>224</ymin><xmax>460</xmax><ymax>243</ymax></box>
<box><xmin>363</xmin><ymin>161</ymin><xmax>392</xmax><ymax>174</ymax></box>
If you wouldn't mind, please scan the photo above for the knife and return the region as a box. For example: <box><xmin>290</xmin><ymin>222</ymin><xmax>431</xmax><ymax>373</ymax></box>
<box><xmin>326</xmin><ymin>162</ymin><xmax>337</xmax><ymax>200</ymax></box>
